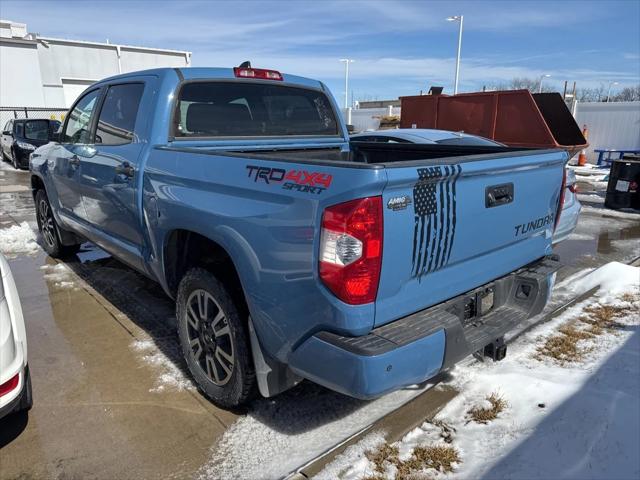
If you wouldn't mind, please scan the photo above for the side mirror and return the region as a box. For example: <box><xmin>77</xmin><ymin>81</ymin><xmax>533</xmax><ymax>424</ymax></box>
<box><xmin>2</xmin><ymin>130</ymin><xmax>11</xmax><ymax>135</ymax></box>
<box><xmin>346</xmin><ymin>124</ymin><xmax>355</xmax><ymax>133</ymax></box>
<box><xmin>51</xmin><ymin>127</ymin><xmax>63</xmax><ymax>143</ymax></box>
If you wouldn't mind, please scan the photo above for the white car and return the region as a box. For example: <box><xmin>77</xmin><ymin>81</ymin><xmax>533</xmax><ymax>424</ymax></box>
<box><xmin>0</xmin><ymin>253</ymin><xmax>32</xmax><ymax>419</ymax></box>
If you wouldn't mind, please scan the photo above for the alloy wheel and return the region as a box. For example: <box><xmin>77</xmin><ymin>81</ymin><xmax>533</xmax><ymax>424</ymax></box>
<box><xmin>38</xmin><ymin>198</ymin><xmax>56</xmax><ymax>249</ymax></box>
<box><xmin>185</xmin><ymin>289</ymin><xmax>235</xmax><ymax>386</ymax></box>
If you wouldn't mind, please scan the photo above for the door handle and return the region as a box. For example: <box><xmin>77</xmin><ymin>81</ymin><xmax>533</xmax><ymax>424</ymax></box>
<box><xmin>115</xmin><ymin>162</ymin><xmax>135</xmax><ymax>178</ymax></box>
<box><xmin>69</xmin><ymin>155</ymin><xmax>80</xmax><ymax>166</ymax></box>
<box><xmin>485</xmin><ymin>183</ymin><xmax>514</xmax><ymax>208</ymax></box>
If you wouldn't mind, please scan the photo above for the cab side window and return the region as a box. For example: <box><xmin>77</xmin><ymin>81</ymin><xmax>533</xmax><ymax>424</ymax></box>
<box><xmin>15</xmin><ymin>123</ymin><xmax>24</xmax><ymax>138</ymax></box>
<box><xmin>4</xmin><ymin>120</ymin><xmax>13</xmax><ymax>134</ymax></box>
<box><xmin>63</xmin><ymin>89</ymin><xmax>100</xmax><ymax>144</ymax></box>
<box><xmin>95</xmin><ymin>83</ymin><xmax>144</xmax><ymax>146</ymax></box>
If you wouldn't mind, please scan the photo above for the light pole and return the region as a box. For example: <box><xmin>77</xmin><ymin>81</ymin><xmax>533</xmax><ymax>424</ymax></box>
<box><xmin>607</xmin><ymin>81</ymin><xmax>619</xmax><ymax>102</ymax></box>
<box><xmin>339</xmin><ymin>59</ymin><xmax>354</xmax><ymax>109</ymax></box>
<box><xmin>446</xmin><ymin>15</ymin><xmax>463</xmax><ymax>95</ymax></box>
<box><xmin>538</xmin><ymin>74</ymin><xmax>551</xmax><ymax>93</ymax></box>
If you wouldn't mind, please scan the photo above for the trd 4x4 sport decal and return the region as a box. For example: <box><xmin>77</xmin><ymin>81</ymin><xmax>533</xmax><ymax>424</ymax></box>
<box><xmin>412</xmin><ymin>165</ymin><xmax>462</xmax><ymax>280</ymax></box>
<box><xmin>246</xmin><ymin>165</ymin><xmax>332</xmax><ymax>195</ymax></box>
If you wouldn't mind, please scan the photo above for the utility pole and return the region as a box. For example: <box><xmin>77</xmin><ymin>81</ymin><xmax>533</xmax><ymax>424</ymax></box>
<box><xmin>339</xmin><ymin>59</ymin><xmax>354</xmax><ymax>109</ymax></box>
<box><xmin>446</xmin><ymin>15</ymin><xmax>464</xmax><ymax>94</ymax></box>
<box><xmin>538</xmin><ymin>74</ymin><xmax>551</xmax><ymax>93</ymax></box>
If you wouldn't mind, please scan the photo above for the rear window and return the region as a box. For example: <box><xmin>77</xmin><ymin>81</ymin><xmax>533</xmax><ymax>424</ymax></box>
<box><xmin>174</xmin><ymin>82</ymin><xmax>339</xmax><ymax>138</ymax></box>
<box><xmin>24</xmin><ymin>120</ymin><xmax>50</xmax><ymax>141</ymax></box>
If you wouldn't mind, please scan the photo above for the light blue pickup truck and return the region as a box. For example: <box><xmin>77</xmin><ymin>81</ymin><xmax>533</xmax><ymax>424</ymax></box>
<box><xmin>30</xmin><ymin>65</ymin><xmax>565</xmax><ymax>407</ymax></box>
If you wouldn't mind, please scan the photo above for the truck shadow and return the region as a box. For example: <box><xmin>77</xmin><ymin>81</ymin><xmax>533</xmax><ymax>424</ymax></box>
<box><xmin>61</xmin><ymin>245</ymin><xmax>414</xmax><ymax>434</ymax></box>
<box><xmin>481</xmin><ymin>330</ymin><xmax>640</xmax><ymax>479</ymax></box>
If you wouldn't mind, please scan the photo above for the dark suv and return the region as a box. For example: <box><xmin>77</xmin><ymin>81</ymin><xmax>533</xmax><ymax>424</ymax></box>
<box><xmin>1</xmin><ymin>119</ymin><xmax>61</xmax><ymax>169</ymax></box>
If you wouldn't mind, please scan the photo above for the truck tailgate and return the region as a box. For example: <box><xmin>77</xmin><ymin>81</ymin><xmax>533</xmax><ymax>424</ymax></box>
<box><xmin>375</xmin><ymin>150</ymin><xmax>567</xmax><ymax>327</ymax></box>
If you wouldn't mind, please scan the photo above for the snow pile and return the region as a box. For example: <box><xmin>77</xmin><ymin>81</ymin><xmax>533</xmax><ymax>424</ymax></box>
<box><xmin>563</xmin><ymin>261</ymin><xmax>640</xmax><ymax>298</ymax></box>
<box><xmin>131</xmin><ymin>339</ymin><xmax>194</xmax><ymax>393</ymax></box>
<box><xmin>0</xmin><ymin>222</ymin><xmax>39</xmax><ymax>257</ymax></box>
<box><xmin>317</xmin><ymin>263</ymin><xmax>640</xmax><ymax>479</ymax></box>
<box><xmin>41</xmin><ymin>263</ymin><xmax>77</xmax><ymax>289</ymax></box>
<box><xmin>199</xmin><ymin>381</ymin><xmax>438</xmax><ymax>479</ymax></box>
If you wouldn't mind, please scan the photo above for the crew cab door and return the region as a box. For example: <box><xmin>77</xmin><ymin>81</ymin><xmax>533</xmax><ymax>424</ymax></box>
<box><xmin>50</xmin><ymin>87</ymin><xmax>102</xmax><ymax>221</ymax></box>
<box><xmin>78</xmin><ymin>80</ymin><xmax>148</xmax><ymax>265</ymax></box>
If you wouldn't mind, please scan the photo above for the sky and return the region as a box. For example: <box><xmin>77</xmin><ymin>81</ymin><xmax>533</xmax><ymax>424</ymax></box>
<box><xmin>1</xmin><ymin>0</ymin><xmax>639</xmax><ymax>104</ymax></box>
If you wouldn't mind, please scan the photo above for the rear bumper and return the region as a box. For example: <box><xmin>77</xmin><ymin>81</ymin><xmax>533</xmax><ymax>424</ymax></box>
<box><xmin>289</xmin><ymin>255</ymin><xmax>561</xmax><ymax>399</ymax></box>
<box><xmin>0</xmin><ymin>366</ymin><xmax>27</xmax><ymax>419</ymax></box>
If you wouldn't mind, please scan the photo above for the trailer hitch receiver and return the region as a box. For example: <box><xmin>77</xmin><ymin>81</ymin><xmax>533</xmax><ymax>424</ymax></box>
<box><xmin>484</xmin><ymin>337</ymin><xmax>507</xmax><ymax>361</ymax></box>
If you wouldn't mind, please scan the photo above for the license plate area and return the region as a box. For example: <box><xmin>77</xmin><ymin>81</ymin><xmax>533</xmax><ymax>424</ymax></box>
<box><xmin>451</xmin><ymin>286</ymin><xmax>495</xmax><ymax>326</ymax></box>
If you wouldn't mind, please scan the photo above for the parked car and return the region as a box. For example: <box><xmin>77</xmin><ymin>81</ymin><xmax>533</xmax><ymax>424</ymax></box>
<box><xmin>1</xmin><ymin>119</ymin><xmax>61</xmax><ymax>170</ymax></box>
<box><xmin>553</xmin><ymin>169</ymin><xmax>581</xmax><ymax>244</ymax></box>
<box><xmin>351</xmin><ymin>128</ymin><xmax>504</xmax><ymax>146</ymax></box>
<box><xmin>352</xmin><ymin>129</ymin><xmax>581</xmax><ymax>243</ymax></box>
<box><xmin>30</xmin><ymin>66</ymin><xmax>566</xmax><ymax>408</ymax></box>
<box><xmin>0</xmin><ymin>253</ymin><xmax>32</xmax><ymax>419</ymax></box>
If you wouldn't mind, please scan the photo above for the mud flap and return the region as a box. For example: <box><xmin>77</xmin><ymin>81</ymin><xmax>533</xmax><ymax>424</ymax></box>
<box><xmin>249</xmin><ymin>317</ymin><xmax>302</xmax><ymax>398</ymax></box>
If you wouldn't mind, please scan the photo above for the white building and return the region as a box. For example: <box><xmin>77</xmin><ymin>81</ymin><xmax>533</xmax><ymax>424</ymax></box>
<box><xmin>0</xmin><ymin>19</ymin><xmax>191</xmax><ymax>108</ymax></box>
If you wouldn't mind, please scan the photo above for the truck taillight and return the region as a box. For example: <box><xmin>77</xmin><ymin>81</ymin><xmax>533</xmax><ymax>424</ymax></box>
<box><xmin>319</xmin><ymin>197</ymin><xmax>383</xmax><ymax>305</ymax></box>
<box><xmin>554</xmin><ymin>168</ymin><xmax>567</xmax><ymax>232</ymax></box>
<box><xmin>233</xmin><ymin>67</ymin><xmax>283</xmax><ymax>81</ymax></box>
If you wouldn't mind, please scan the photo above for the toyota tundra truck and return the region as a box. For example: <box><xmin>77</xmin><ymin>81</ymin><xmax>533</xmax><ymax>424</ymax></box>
<box><xmin>30</xmin><ymin>65</ymin><xmax>565</xmax><ymax>407</ymax></box>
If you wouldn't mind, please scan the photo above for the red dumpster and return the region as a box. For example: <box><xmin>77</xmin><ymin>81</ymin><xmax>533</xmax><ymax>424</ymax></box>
<box><xmin>400</xmin><ymin>90</ymin><xmax>588</xmax><ymax>158</ymax></box>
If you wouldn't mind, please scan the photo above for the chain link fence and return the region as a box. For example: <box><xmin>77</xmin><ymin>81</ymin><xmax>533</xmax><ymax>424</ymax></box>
<box><xmin>1</xmin><ymin>107</ymin><xmax>68</xmax><ymax>129</ymax></box>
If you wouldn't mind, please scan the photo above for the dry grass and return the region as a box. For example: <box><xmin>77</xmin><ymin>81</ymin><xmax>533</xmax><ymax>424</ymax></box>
<box><xmin>466</xmin><ymin>392</ymin><xmax>508</xmax><ymax>424</ymax></box>
<box><xmin>365</xmin><ymin>440</ymin><xmax>460</xmax><ymax>479</ymax></box>
<box><xmin>366</xmin><ymin>443</ymin><xmax>400</xmax><ymax>474</ymax></box>
<box><xmin>535</xmin><ymin>293</ymin><xmax>639</xmax><ymax>364</ymax></box>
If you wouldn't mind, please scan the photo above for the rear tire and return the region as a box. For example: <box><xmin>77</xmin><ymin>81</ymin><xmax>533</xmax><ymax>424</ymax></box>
<box><xmin>176</xmin><ymin>268</ymin><xmax>256</xmax><ymax>408</ymax></box>
<box><xmin>35</xmin><ymin>189</ymin><xmax>81</xmax><ymax>258</ymax></box>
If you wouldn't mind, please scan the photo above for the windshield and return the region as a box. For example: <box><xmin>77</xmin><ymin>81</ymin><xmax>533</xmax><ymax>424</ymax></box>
<box><xmin>24</xmin><ymin>120</ymin><xmax>51</xmax><ymax>141</ymax></box>
<box><xmin>174</xmin><ymin>82</ymin><xmax>339</xmax><ymax>138</ymax></box>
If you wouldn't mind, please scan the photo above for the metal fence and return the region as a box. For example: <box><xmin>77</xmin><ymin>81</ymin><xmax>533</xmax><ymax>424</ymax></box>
<box><xmin>0</xmin><ymin>107</ymin><xmax>68</xmax><ymax>129</ymax></box>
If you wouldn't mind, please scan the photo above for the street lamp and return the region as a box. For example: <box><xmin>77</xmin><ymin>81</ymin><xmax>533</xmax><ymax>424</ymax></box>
<box><xmin>446</xmin><ymin>15</ymin><xmax>463</xmax><ymax>95</ymax></box>
<box><xmin>607</xmin><ymin>81</ymin><xmax>619</xmax><ymax>102</ymax></box>
<box><xmin>538</xmin><ymin>74</ymin><xmax>551</xmax><ymax>93</ymax></box>
<box><xmin>339</xmin><ymin>59</ymin><xmax>354</xmax><ymax>109</ymax></box>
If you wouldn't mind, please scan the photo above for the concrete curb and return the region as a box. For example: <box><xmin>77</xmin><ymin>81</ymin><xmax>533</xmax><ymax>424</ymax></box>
<box><xmin>285</xmin><ymin>383</ymin><xmax>458</xmax><ymax>479</ymax></box>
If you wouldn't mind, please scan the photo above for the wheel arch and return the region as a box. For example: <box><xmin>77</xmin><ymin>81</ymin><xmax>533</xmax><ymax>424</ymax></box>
<box><xmin>162</xmin><ymin>229</ymin><xmax>248</xmax><ymax>314</ymax></box>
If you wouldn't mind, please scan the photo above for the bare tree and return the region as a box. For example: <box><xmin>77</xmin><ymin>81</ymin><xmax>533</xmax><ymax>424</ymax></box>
<box><xmin>485</xmin><ymin>77</ymin><xmax>555</xmax><ymax>93</ymax></box>
<box><xmin>612</xmin><ymin>85</ymin><xmax>640</xmax><ymax>102</ymax></box>
<box><xmin>577</xmin><ymin>84</ymin><xmax>607</xmax><ymax>102</ymax></box>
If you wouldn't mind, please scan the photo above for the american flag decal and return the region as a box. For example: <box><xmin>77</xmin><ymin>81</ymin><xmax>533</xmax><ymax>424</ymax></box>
<box><xmin>412</xmin><ymin>165</ymin><xmax>462</xmax><ymax>279</ymax></box>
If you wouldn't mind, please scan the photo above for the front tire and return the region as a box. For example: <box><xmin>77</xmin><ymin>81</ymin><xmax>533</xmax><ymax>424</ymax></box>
<box><xmin>11</xmin><ymin>149</ymin><xmax>19</xmax><ymax>169</ymax></box>
<box><xmin>176</xmin><ymin>268</ymin><xmax>256</xmax><ymax>408</ymax></box>
<box><xmin>35</xmin><ymin>189</ymin><xmax>81</xmax><ymax>257</ymax></box>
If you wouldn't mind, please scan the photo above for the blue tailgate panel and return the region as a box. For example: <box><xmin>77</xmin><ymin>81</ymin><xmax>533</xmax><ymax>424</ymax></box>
<box><xmin>375</xmin><ymin>151</ymin><xmax>567</xmax><ymax>327</ymax></box>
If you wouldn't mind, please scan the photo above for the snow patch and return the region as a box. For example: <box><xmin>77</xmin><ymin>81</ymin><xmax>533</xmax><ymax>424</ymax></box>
<box><xmin>566</xmin><ymin>261</ymin><xmax>639</xmax><ymax>299</ymax></box>
<box><xmin>131</xmin><ymin>339</ymin><xmax>193</xmax><ymax>393</ymax></box>
<box><xmin>41</xmin><ymin>263</ymin><xmax>78</xmax><ymax>289</ymax></box>
<box><xmin>0</xmin><ymin>222</ymin><xmax>39</xmax><ymax>257</ymax></box>
<box><xmin>317</xmin><ymin>263</ymin><xmax>640</xmax><ymax>479</ymax></box>
<box><xmin>582</xmin><ymin>205</ymin><xmax>640</xmax><ymax>220</ymax></box>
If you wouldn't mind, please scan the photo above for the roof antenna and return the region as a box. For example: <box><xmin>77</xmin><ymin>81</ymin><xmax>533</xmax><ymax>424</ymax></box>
<box><xmin>239</xmin><ymin>61</ymin><xmax>251</xmax><ymax>68</ymax></box>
